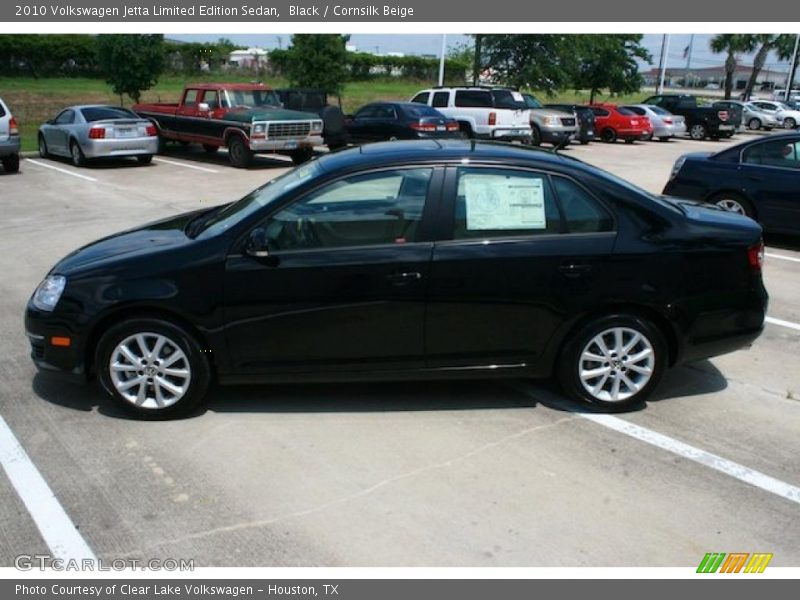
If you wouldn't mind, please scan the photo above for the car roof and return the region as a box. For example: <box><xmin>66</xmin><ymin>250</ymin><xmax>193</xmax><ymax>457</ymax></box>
<box><xmin>316</xmin><ymin>139</ymin><xmax>579</xmax><ymax>173</ymax></box>
<box><xmin>70</xmin><ymin>104</ymin><xmax>135</xmax><ymax>111</ymax></box>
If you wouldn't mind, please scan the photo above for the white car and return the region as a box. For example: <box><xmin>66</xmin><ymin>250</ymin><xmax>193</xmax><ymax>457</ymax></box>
<box><xmin>410</xmin><ymin>87</ymin><xmax>532</xmax><ymax>142</ymax></box>
<box><xmin>750</xmin><ymin>100</ymin><xmax>800</xmax><ymax>129</ymax></box>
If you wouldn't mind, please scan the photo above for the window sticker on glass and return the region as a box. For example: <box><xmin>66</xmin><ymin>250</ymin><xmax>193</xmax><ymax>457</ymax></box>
<box><xmin>463</xmin><ymin>174</ymin><xmax>547</xmax><ymax>230</ymax></box>
<box><xmin>511</xmin><ymin>91</ymin><xmax>524</xmax><ymax>102</ymax></box>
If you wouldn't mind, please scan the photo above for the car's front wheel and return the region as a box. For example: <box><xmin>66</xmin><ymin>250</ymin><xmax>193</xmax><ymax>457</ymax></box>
<box><xmin>710</xmin><ymin>192</ymin><xmax>755</xmax><ymax>218</ymax></box>
<box><xmin>784</xmin><ymin>117</ymin><xmax>797</xmax><ymax>129</ymax></box>
<box><xmin>748</xmin><ymin>118</ymin><xmax>762</xmax><ymax>130</ymax></box>
<box><xmin>290</xmin><ymin>147</ymin><xmax>314</xmax><ymax>165</ymax></box>
<box><xmin>97</xmin><ymin>318</ymin><xmax>210</xmax><ymax>419</ymax></box>
<box><xmin>227</xmin><ymin>135</ymin><xmax>253</xmax><ymax>168</ymax></box>
<box><xmin>689</xmin><ymin>123</ymin><xmax>708</xmax><ymax>140</ymax></box>
<box><xmin>557</xmin><ymin>314</ymin><xmax>667</xmax><ymax>411</ymax></box>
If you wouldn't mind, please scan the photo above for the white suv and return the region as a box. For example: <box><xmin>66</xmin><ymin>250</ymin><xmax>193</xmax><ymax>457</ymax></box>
<box><xmin>410</xmin><ymin>87</ymin><xmax>532</xmax><ymax>142</ymax></box>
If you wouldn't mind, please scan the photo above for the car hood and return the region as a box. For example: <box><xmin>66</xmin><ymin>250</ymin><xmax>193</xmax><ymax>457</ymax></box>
<box><xmin>531</xmin><ymin>108</ymin><xmax>574</xmax><ymax>118</ymax></box>
<box><xmin>221</xmin><ymin>107</ymin><xmax>320</xmax><ymax>123</ymax></box>
<box><xmin>52</xmin><ymin>208</ymin><xmax>209</xmax><ymax>275</ymax></box>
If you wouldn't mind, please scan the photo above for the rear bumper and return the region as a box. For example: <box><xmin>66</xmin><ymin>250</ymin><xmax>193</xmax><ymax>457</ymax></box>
<box><xmin>475</xmin><ymin>126</ymin><xmax>532</xmax><ymax>141</ymax></box>
<box><xmin>83</xmin><ymin>136</ymin><xmax>159</xmax><ymax>158</ymax></box>
<box><xmin>617</xmin><ymin>128</ymin><xmax>652</xmax><ymax>140</ymax></box>
<box><xmin>0</xmin><ymin>136</ymin><xmax>21</xmax><ymax>156</ymax></box>
<box><xmin>653</xmin><ymin>123</ymin><xmax>687</xmax><ymax>138</ymax></box>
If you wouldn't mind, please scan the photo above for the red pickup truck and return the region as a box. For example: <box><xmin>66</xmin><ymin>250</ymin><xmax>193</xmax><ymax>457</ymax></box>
<box><xmin>133</xmin><ymin>83</ymin><xmax>325</xmax><ymax>167</ymax></box>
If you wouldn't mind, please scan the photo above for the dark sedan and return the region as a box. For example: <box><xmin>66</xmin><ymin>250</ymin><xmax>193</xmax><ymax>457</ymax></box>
<box><xmin>346</xmin><ymin>102</ymin><xmax>461</xmax><ymax>143</ymax></box>
<box><xmin>664</xmin><ymin>132</ymin><xmax>800</xmax><ymax>234</ymax></box>
<box><xmin>26</xmin><ymin>140</ymin><xmax>767</xmax><ymax>418</ymax></box>
<box><xmin>545</xmin><ymin>104</ymin><xmax>596</xmax><ymax>144</ymax></box>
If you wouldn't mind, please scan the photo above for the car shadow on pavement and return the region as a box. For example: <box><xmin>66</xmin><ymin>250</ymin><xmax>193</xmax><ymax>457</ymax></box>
<box><xmin>159</xmin><ymin>145</ymin><xmax>306</xmax><ymax>170</ymax></box>
<box><xmin>765</xmin><ymin>233</ymin><xmax>800</xmax><ymax>253</ymax></box>
<box><xmin>32</xmin><ymin>360</ymin><xmax>728</xmax><ymax>420</ymax></box>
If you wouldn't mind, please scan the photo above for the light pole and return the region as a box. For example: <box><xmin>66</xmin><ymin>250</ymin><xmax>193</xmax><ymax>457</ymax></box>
<box><xmin>438</xmin><ymin>34</ymin><xmax>447</xmax><ymax>87</ymax></box>
<box><xmin>786</xmin><ymin>33</ymin><xmax>800</xmax><ymax>102</ymax></box>
<box><xmin>658</xmin><ymin>34</ymin><xmax>671</xmax><ymax>94</ymax></box>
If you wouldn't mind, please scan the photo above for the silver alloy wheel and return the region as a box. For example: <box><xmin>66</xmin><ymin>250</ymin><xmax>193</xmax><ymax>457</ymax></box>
<box><xmin>715</xmin><ymin>198</ymin><xmax>747</xmax><ymax>215</ymax></box>
<box><xmin>108</xmin><ymin>332</ymin><xmax>191</xmax><ymax>410</ymax></box>
<box><xmin>578</xmin><ymin>327</ymin><xmax>655</xmax><ymax>403</ymax></box>
<box><xmin>748</xmin><ymin>118</ymin><xmax>761</xmax><ymax>130</ymax></box>
<box><xmin>690</xmin><ymin>124</ymin><xmax>706</xmax><ymax>140</ymax></box>
<box><xmin>71</xmin><ymin>143</ymin><xmax>82</xmax><ymax>165</ymax></box>
<box><xmin>785</xmin><ymin>118</ymin><xmax>796</xmax><ymax>129</ymax></box>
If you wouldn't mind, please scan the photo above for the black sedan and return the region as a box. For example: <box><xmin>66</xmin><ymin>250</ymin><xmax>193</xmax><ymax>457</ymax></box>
<box><xmin>346</xmin><ymin>102</ymin><xmax>461</xmax><ymax>143</ymax></box>
<box><xmin>664</xmin><ymin>132</ymin><xmax>800</xmax><ymax>234</ymax></box>
<box><xmin>26</xmin><ymin>140</ymin><xmax>767</xmax><ymax>418</ymax></box>
<box><xmin>545</xmin><ymin>103</ymin><xmax>597</xmax><ymax>144</ymax></box>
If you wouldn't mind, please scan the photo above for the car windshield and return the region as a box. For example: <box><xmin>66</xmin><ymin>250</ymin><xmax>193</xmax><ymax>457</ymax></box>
<box><xmin>222</xmin><ymin>89</ymin><xmax>281</xmax><ymax>108</ymax></box>
<box><xmin>81</xmin><ymin>106</ymin><xmax>138</xmax><ymax>121</ymax></box>
<box><xmin>523</xmin><ymin>94</ymin><xmax>543</xmax><ymax>109</ymax></box>
<box><xmin>195</xmin><ymin>161</ymin><xmax>324</xmax><ymax>238</ymax></box>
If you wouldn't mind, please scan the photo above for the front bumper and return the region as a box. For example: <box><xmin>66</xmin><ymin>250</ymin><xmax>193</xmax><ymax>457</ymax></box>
<box><xmin>25</xmin><ymin>303</ymin><xmax>89</xmax><ymax>382</ymax></box>
<box><xmin>249</xmin><ymin>134</ymin><xmax>324</xmax><ymax>152</ymax></box>
<box><xmin>540</xmin><ymin>128</ymin><xmax>577</xmax><ymax>143</ymax></box>
<box><xmin>82</xmin><ymin>136</ymin><xmax>159</xmax><ymax>158</ymax></box>
<box><xmin>0</xmin><ymin>136</ymin><xmax>21</xmax><ymax>156</ymax></box>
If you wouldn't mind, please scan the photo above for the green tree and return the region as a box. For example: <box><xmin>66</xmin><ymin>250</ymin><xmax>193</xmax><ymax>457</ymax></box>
<box><xmin>284</xmin><ymin>34</ymin><xmax>349</xmax><ymax>97</ymax></box>
<box><xmin>710</xmin><ymin>34</ymin><xmax>754</xmax><ymax>99</ymax></box>
<box><xmin>573</xmin><ymin>35</ymin><xmax>651</xmax><ymax>103</ymax></box>
<box><xmin>478</xmin><ymin>35</ymin><xmax>578</xmax><ymax>91</ymax></box>
<box><xmin>97</xmin><ymin>34</ymin><xmax>165</xmax><ymax>103</ymax></box>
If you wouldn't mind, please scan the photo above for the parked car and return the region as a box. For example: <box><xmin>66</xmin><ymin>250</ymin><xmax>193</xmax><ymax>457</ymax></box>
<box><xmin>747</xmin><ymin>100</ymin><xmax>800</xmax><ymax>130</ymax></box>
<box><xmin>134</xmin><ymin>83</ymin><xmax>324</xmax><ymax>167</ymax></box>
<box><xmin>741</xmin><ymin>102</ymin><xmax>783</xmax><ymax>130</ymax></box>
<box><xmin>664</xmin><ymin>133</ymin><xmax>800</xmax><ymax>234</ymax></box>
<box><xmin>26</xmin><ymin>140</ymin><xmax>767</xmax><ymax>418</ymax></box>
<box><xmin>545</xmin><ymin>103</ymin><xmax>596</xmax><ymax>144</ymax></box>
<box><xmin>621</xmin><ymin>104</ymin><xmax>686</xmax><ymax>141</ymax></box>
<box><xmin>346</xmin><ymin>102</ymin><xmax>460</xmax><ymax>143</ymax></box>
<box><xmin>38</xmin><ymin>105</ymin><xmax>159</xmax><ymax>167</ymax></box>
<box><xmin>0</xmin><ymin>97</ymin><xmax>20</xmax><ymax>173</ymax></box>
<box><xmin>589</xmin><ymin>104</ymin><xmax>653</xmax><ymax>143</ymax></box>
<box><xmin>275</xmin><ymin>88</ymin><xmax>347</xmax><ymax>150</ymax></box>
<box><xmin>642</xmin><ymin>94</ymin><xmax>735</xmax><ymax>140</ymax></box>
<box><xmin>410</xmin><ymin>86</ymin><xmax>531</xmax><ymax>142</ymax></box>
<box><xmin>519</xmin><ymin>93</ymin><xmax>577</xmax><ymax>146</ymax></box>
<box><xmin>772</xmin><ymin>89</ymin><xmax>800</xmax><ymax>103</ymax></box>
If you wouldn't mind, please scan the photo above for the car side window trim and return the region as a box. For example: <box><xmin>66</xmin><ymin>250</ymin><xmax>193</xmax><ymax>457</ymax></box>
<box><xmin>230</xmin><ymin>166</ymin><xmax>446</xmax><ymax>256</ymax></box>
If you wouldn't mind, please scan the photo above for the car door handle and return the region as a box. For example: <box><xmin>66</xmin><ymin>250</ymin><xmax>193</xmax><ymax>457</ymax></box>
<box><xmin>559</xmin><ymin>262</ymin><xmax>592</xmax><ymax>277</ymax></box>
<box><xmin>386</xmin><ymin>271</ymin><xmax>422</xmax><ymax>285</ymax></box>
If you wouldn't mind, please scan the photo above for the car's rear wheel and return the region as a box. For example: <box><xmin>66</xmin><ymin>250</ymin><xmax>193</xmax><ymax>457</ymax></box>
<box><xmin>689</xmin><ymin>123</ymin><xmax>708</xmax><ymax>140</ymax></box>
<box><xmin>97</xmin><ymin>318</ymin><xmax>210</xmax><ymax>419</ymax></box>
<box><xmin>784</xmin><ymin>117</ymin><xmax>797</xmax><ymax>129</ymax></box>
<box><xmin>658</xmin><ymin>136</ymin><xmax>671</xmax><ymax>142</ymax></box>
<box><xmin>748</xmin><ymin>118</ymin><xmax>762</xmax><ymax>130</ymax></box>
<box><xmin>557</xmin><ymin>314</ymin><xmax>667</xmax><ymax>411</ymax></box>
<box><xmin>227</xmin><ymin>135</ymin><xmax>253</xmax><ymax>168</ymax></box>
<box><xmin>290</xmin><ymin>147</ymin><xmax>314</xmax><ymax>165</ymax></box>
<box><xmin>137</xmin><ymin>155</ymin><xmax>153</xmax><ymax>165</ymax></box>
<box><xmin>459</xmin><ymin>122</ymin><xmax>474</xmax><ymax>139</ymax></box>
<box><xmin>600</xmin><ymin>128</ymin><xmax>617</xmax><ymax>143</ymax></box>
<box><xmin>710</xmin><ymin>192</ymin><xmax>755</xmax><ymax>218</ymax></box>
<box><xmin>38</xmin><ymin>134</ymin><xmax>49</xmax><ymax>158</ymax></box>
<box><xmin>530</xmin><ymin>125</ymin><xmax>542</xmax><ymax>146</ymax></box>
<box><xmin>1</xmin><ymin>153</ymin><xmax>19</xmax><ymax>173</ymax></box>
<box><xmin>70</xmin><ymin>140</ymin><xmax>86</xmax><ymax>167</ymax></box>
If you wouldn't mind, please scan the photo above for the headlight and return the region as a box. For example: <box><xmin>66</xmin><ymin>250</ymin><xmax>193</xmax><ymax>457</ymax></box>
<box><xmin>311</xmin><ymin>121</ymin><xmax>324</xmax><ymax>133</ymax></box>
<box><xmin>669</xmin><ymin>155</ymin><xmax>688</xmax><ymax>181</ymax></box>
<box><xmin>252</xmin><ymin>123</ymin><xmax>266</xmax><ymax>134</ymax></box>
<box><xmin>543</xmin><ymin>116</ymin><xmax>561</xmax><ymax>127</ymax></box>
<box><xmin>32</xmin><ymin>275</ymin><xmax>66</xmax><ymax>311</ymax></box>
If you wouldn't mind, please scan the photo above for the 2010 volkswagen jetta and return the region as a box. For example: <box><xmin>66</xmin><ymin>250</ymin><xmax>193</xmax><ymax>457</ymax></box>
<box><xmin>25</xmin><ymin>140</ymin><xmax>768</xmax><ymax>418</ymax></box>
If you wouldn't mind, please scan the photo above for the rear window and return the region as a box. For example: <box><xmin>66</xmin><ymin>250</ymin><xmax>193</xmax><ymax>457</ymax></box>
<box><xmin>81</xmin><ymin>106</ymin><xmax>137</xmax><ymax>122</ymax></box>
<box><xmin>455</xmin><ymin>90</ymin><xmax>493</xmax><ymax>108</ymax></box>
<box><xmin>405</xmin><ymin>105</ymin><xmax>443</xmax><ymax>118</ymax></box>
<box><xmin>649</xmin><ymin>106</ymin><xmax>671</xmax><ymax>115</ymax></box>
<box><xmin>0</xmin><ymin>103</ymin><xmax>5</xmax><ymax>118</ymax></box>
<box><xmin>432</xmin><ymin>91</ymin><xmax>449</xmax><ymax>108</ymax></box>
<box><xmin>617</xmin><ymin>107</ymin><xmax>636</xmax><ymax>116</ymax></box>
<box><xmin>624</xmin><ymin>106</ymin><xmax>646</xmax><ymax>115</ymax></box>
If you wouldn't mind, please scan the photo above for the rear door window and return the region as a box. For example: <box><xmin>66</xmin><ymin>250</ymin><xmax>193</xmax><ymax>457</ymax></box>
<box><xmin>552</xmin><ymin>176</ymin><xmax>614</xmax><ymax>233</ymax></box>
<box><xmin>55</xmin><ymin>110</ymin><xmax>75</xmax><ymax>125</ymax></box>
<box><xmin>432</xmin><ymin>92</ymin><xmax>450</xmax><ymax>108</ymax></box>
<box><xmin>454</xmin><ymin>90</ymin><xmax>493</xmax><ymax>108</ymax></box>
<box><xmin>411</xmin><ymin>92</ymin><xmax>430</xmax><ymax>105</ymax></box>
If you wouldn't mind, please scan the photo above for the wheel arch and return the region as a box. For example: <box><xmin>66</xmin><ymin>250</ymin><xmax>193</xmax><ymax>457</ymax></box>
<box><xmin>704</xmin><ymin>189</ymin><xmax>758</xmax><ymax>219</ymax></box>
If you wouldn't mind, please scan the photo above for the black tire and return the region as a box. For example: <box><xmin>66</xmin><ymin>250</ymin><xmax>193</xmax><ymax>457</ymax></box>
<box><xmin>227</xmin><ymin>135</ymin><xmax>253</xmax><ymax>168</ymax></box>
<box><xmin>624</xmin><ymin>138</ymin><xmax>635</xmax><ymax>144</ymax></box>
<box><xmin>709</xmin><ymin>192</ymin><xmax>756</xmax><ymax>219</ymax></box>
<box><xmin>557</xmin><ymin>313</ymin><xmax>667</xmax><ymax>411</ymax></box>
<box><xmin>96</xmin><ymin>318</ymin><xmax>210</xmax><ymax>420</ymax></box>
<box><xmin>459</xmin><ymin>122</ymin><xmax>474</xmax><ymax>139</ymax></box>
<box><xmin>580</xmin><ymin>139</ymin><xmax>590</xmax><ymax>145</ymax></box>
<box><xmin>784</xmin><ymin>117</ymin><xmax>797</xmax><ymax>129</ymax></box>
<box><xmin>689</xmin><ymin>123</ymin><xmax>708</xmax><ymax>140</ymax></box>
<box><xmin>1</xmin><ymin>153</ymin><xmax>19</xmax><ymax>173</ymax></box>
<box><xmin>137</xmin><ymin>155</ymin><xmax>153</xmax><ymax>165</ymax></box>
<box><xmin>70</xmin><ymin>140</ymin><xmax>86</xmax><ymax>167</ymax></box>
<box><xmin>530</xmin><ymin>125</ymin><xmax>542</xmax><ymax>146</ymax></box>
<box><xmin>290</xmin><ymin>146</ymin><xmax>314</xmax><ymax>165</ymax></box>
<box><xmin>748</xmin><ymin>118</ymin><xmax>761</xmax><ymax>131</ymax></box>
<box><xmin>320</xmin><ymin>105</ymin><xmax>345</xmax><ymax>139</ymax></box>
<box><xmin>202</xmin><ymin>145</ymin><xmax>219</xmax><ymax>154</ymax></box>
<box><xmin>38</xmin><ymin>134</ymin><xmax>49</xmax><ymax>158</ymax></box>
<box><xmin>601</xmin><ymin>128</ymin><xmax>617</xmax><ymax>143</ymax></box>
<box><xmin>658</xmin><ymin>136</ymin><xmax>671</xmax><ymax>142</ymax></box>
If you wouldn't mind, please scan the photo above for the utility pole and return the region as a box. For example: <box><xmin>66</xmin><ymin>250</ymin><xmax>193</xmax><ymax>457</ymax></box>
<box><xmin>657</xmin><ymin>34</ymin><xmax>671</xmax><ymax>94</ymax></box>
<box><xmin>786</xmin><ymin>33</ymin><xmax>800</xmax><ymax>102</ymax></box>
<box><xmin>438</xmin><ymin>34</ymin><xmax>447</xmax><ymax>86</ymax></box>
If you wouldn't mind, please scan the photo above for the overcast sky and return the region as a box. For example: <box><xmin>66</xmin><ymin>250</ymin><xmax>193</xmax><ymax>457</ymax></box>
<box><xmin>170</xmin><ymin>33</ymin><xmax>795</xmax><ymax>70</ymax></box>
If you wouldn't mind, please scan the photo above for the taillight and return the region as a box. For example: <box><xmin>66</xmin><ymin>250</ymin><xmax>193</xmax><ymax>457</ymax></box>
<box><xmin>88</xmin><ymin>127</ymin><xmax>105</xmax><ymax>139</ymax></box>
<box><xmin>718</xmin><ymin>110</ymin><xmax>729</xmax><ymax>122</ymax></box>
<box><xmin>747</xmin><ymin>240</ymin><xmax>765</xmax><ymax>272</ymax></box>
<box><xmin>8</xmin><ymin>116</ymin><xmax>19</xmax><ymax>136</ymax></box>
<box><xmin>446</xmin><ymin>122</ymin><xmax>459</xmax><ymax>132</ymax></box>
<box><xmin>663</xmin><ymin>117</ymin><xmax>673</xmax><ymax>124</ymax></box>
<box><xmin>411</xmin><ymin>121</ymin><xmax>437</xmax><ymax>132</ymax></box>
<box><xmin>488</xmin><ymin>112</ymin><xmax>497</xmax><ymax>126</ymax></box>
<box><xmin>145</xmin><ymin>124</ymin><xmax>157</xmax><ymax>137</ymax></box>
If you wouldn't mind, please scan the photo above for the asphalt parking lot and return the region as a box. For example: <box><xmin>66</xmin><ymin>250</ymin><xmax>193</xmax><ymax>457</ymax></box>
<box><xmin>1</xmin><ymin>134</ymin><xmax>799</xmax><ymax>567</ymax></box>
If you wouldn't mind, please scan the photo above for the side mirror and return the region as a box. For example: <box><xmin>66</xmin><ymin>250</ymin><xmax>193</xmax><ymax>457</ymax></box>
<box><xmin>245</xmin><ymin>227</ymin><xmax>270</xmax><ymax>258</ymax></box>
<box><xmin>197</xmin><ymin>102</ymin><xmax>210</xmax><ymax>112</ymax></box>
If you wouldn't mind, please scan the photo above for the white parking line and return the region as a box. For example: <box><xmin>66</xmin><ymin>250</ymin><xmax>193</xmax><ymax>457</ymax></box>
<box><xmin>766</xmin><ymin>252</ymin><xmax>800</xmax><ymax>264</ymax></box>
<box><xmin>579</xmin><ymin>412</ymin><xmax>800</xmax><ymax>506</ymax></box>
<box><xmin>25</xmin><ymin>159</ymin><xmax>97</xmax><ymax>182</ymax></box>
<box><xmin>153</xmin><ymin>157</ymin><xmax>219</xmax><ymax>173</ymax></box>
<box><xmin>765</xmin><ymin>316</ymin><xmax>800</xmax><ymax>332</ymax></box>
<box><xmin>0</xmin><ymin>415</ymin><xmax>96</xmax><ymax>561</ymax></box>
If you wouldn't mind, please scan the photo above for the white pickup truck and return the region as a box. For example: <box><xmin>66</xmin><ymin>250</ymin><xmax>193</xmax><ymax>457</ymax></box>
<box><xmin>410</xmin><ymin>86</ymin><xmax>532</xmax><ymax>142</ymax></box>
